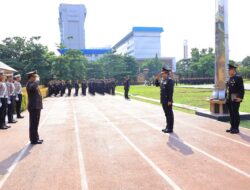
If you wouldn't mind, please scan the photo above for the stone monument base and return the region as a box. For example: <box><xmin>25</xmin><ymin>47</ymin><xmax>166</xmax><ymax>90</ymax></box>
<box><xmin>196</xmin><ymin>99</ymin><xmax>250</xmax><ymax>122</ymax></box>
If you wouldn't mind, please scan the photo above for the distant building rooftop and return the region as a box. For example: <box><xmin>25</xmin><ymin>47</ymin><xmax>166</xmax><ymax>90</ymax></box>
<box><xmin>58</xmin><ymin>48</ymin><xmax>112</xmax><ymax>55</ymax></box>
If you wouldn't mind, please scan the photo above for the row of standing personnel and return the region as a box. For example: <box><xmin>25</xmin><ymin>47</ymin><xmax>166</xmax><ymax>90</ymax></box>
<box><xmin>48</xmin><ymin>79</ymin><xmax>117</xmax><ymax>97</ymax></box>
<box><xmin>0</xmin><ymin>71</ymin><xmax>24</xmax><ymax>130</ymax></box>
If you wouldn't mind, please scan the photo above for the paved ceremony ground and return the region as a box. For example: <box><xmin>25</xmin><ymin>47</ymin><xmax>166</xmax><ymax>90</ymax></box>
<box><xmin>0</xmin><ymin>95</ymin><xmax>249</xmax><ymax>190</ymax></box>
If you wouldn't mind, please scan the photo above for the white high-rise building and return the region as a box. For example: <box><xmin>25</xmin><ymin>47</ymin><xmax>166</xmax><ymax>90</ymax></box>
<box><xmin>113</xmin><ymin>27</ymin><xmax>163</xmax><ymax>59</ymax></box>
<box><xmin>59</xmin><ymin>4</ymin><xmax>87</xmax><ymax>49</ymax></box>
<box><xmin>183</xmin><ymin>40</ymin><xmax>188</xmax><ymax>59</ymax></box>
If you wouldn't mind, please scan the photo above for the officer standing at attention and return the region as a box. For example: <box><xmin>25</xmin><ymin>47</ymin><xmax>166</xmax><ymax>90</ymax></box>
<box><xmin>81</xmin><ymin>80</ymin><xmax>87</xmax><ymax>96</ymax></box>
<box><xmin>74</xmin><ymin>80</ymin><xmax>79</xmax><ymax>96</ymax></box>
<box><xmin>6</xmin><ymin>74</ymin><xmax>17</xmax><ymax>124</ymax></box>
<box><xmin>226</xmin><ymin>63</ymin><xmax>245</xmax><ymax>134</ymax></box>
<box><xmin>124</xmin><ymin>76</ymin><xmax>130</xmax><ymax>100</ymax></box>
<box><xmin>155</xmin><ymin>67</ymin><xmax>174</xmax><ymax>133</ymax></box>
<box><xmin>66</xmin><ymin>80</ymin><xmax>72</xmax><ymax>97</ymax></box>
<box><xmin>0</xmin><ymin>70</ymin><xmax>10</xmax><ymax>130</ymax></box>
<box><xmin>14</xmin><ymin>74</ymin><xmax>24</xmax><ymax>119</ymax></box>
<box><xmin>26</xmin><ymin>71</ymin><xmax>43</xmax><ymax>145</ymax></box>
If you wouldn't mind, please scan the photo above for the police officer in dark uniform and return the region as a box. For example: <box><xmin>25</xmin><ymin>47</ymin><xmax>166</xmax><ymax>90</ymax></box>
<box><xmin>66</xmin><ymin>80</ymin><xmax>72</xmax><ymax>97</ymax></box>
<box><xmin>226</xmin><ymin>63</ymin><xmax>245</xmax><ymax>134</ymax></box>
<box><xmin>26</xmin><ymin>71</ymin><xmax>43</xmax><ymax>145</ymax></box>
<box><xmin>124</xmin><ymin>76</ymin><xmax>130</xmax><ymax>99</ymax></box>
<box><xmin>74</xmin><ymin>80</ymin><xmax>79</xmax><ymax>96</ymax></box>
<box><xmin>81</xmin><ymin>80</ymin><xmax>87</xmax><ymax>96</ymax></box>
<box><xmin>155</xmin><ymin>67</ymin><xmax>174</xmax><ymax>133</ymax></box>
<box><xmin>111</xmin><ymin>78</ymin><xmax>116</xmax><ymax>95</ymax></box>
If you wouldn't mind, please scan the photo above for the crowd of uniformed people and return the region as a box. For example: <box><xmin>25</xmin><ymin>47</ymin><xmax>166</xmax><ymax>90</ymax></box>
<box><xmin>0</xmin><ymin>71</ymin><xmax>24</xmax><ymax>130</ymax></box>
<box><xmin>1</xmin><ymin>62</ymin><xmax>246</xmax><ymax>144</ymax></box>
<box><xmin>47</xmin><ymin>78</ymin><xmax>117</xmax><ymax>97</ymax></box>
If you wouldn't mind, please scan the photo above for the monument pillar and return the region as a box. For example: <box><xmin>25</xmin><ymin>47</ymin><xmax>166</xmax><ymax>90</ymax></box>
<box><xmin>196</xmin><ymin>0</ymin><xmax>250</xmax><ymax>121</ymax></box>
<box><xmin>210</xmin><ymin>0</ymin><xmax>229</xmax><ymax>115</ymax></box>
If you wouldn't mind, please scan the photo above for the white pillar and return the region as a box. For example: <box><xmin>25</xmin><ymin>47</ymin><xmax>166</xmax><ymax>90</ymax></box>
<box><xmin>212</xmin><ymin>0</ymin><xmax>229</xmax><ymax>100</ymax></box>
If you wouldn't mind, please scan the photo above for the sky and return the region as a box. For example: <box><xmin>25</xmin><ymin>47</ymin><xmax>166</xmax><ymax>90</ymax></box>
<box><xmin>0</xmin><ymin>0</ymin><xmax>250</xmax><ymax>61</ymax></box>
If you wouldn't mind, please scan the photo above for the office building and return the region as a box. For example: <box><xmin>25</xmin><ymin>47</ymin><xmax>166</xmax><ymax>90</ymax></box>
<box><xmin>59</xmin><ymin>4</ymin><xmax>87</xmax><ymax>49</ymax></box>
<box><xmin>113</xmin><ymin>27</ymin><xmax>163</xmax><ymax>59</ymax></box>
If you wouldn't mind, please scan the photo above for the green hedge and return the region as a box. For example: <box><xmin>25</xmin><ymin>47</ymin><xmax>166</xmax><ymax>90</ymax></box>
<box><xmin>21</xmin><ymin>87</ymin><xmax>48</xmax><ymax>112</ymax></box>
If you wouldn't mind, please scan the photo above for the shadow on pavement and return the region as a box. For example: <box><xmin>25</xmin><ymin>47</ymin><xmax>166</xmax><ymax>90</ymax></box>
<box><xmin>167</xmin><ymin>133</ymin><xmax>194</xmax><ymax>156</ymax></box>
<box><xmin>238</xmin><ymin>133</ymin><xmax>250</xmax><ymax>143</ymax></box>
<box><xmin>0</xmin><ymin>144</ymin><xmax>33</xmax><ymax>175</ymax></box>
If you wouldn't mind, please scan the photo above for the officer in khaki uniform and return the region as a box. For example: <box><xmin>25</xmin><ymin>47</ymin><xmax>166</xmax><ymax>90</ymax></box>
<box><xmin>26</xmin><ymin>71</ymin><xmax>43</xmax><ymax>144</ymax></box>
<box><xmin>14</xmin><ymin>74</ymin><xmax>24</xmax><ymax>119</ymax></box>
<box><xmin>155</xmin><ymin>67</ymin><xmax>174</xmax><ymax>133</ymax></box>
<box><xmin>226</xmin><ymin>63</ymin><xmax>245</xmax><ymax>134</ymax></box>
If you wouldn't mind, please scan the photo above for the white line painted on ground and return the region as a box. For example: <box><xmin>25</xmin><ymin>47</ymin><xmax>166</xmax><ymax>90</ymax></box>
<box><xmin>128</xmin><ymin>113</ymin><xmax>250</xmax><ymax>179</ymax></box>
<box><xmin>90</xmin><ymin>101</ymin><xmax>182</xmax><ymax>190</ymax></box>
<box><xmin>71</xmin><ymin>100</ymin><xmax>89</xmax><ymax>190</ymax></box>
<box><xmin>0</xmin><ymin>99</ymin><xmax>61</xmax><ymax>189</ymax></box>
<box><xmin>114</xmin><ymin>95</ymin><xmax>250</xmax><ymax>148</ymax></box>
<box><xmin>176</xmin><ymin>120</ymin><xmax>250</xmax><ymax>148</ymax></box>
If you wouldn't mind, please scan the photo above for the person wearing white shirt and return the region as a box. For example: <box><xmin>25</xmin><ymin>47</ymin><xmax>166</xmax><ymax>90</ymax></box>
<box><xmin>14</xmin><ymin>74</ymin><xmax>24</xmax><ymax>119</ymax></box>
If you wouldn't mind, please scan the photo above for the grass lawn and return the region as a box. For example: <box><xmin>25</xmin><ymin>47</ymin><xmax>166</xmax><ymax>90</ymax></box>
<box><xmin>116</xmin><ymin>85</ymin><xmax>250</xmax><ymax>129</ymax></box>
<box><xmin>244</xmin><ymin>79</ymin><xmax>250</xmax><ymax>84</ymax></box>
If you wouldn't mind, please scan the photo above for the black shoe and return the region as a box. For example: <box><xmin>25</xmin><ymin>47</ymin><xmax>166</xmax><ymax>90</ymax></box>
<box><xmin>17</xmin><ymin>116</ymin><xmax>24</xmax><ymax>119</ymax></box>
<box><xmin>0</xmin><ymin>126</ymin><xmax>8</xmax><ymax>130</ymax></box>
<box><xmin>8</xmin><ymin>121</ymin><xmax>17</xmax><ymax>124</ymax></box>
<box><xmin>31</xmin><ymin>139</ymin><xmax>44</xmax><ymax>145</ymax></box>
<box><xmin>230</xmin><ymin>130</ymin><xmax>240</xmax><ymax>134</ymax></box>
<box><xmin>162</xmin><ymin>128</ymin><xmax>168</xmax><ymax>133</ymax></box>
<box><xmin>165</xmin><ymin>129</ymin><xmax>173</xmax><ymax>133</ymax></box>
<box><xmin>226</xmin><ymin>129</ymin><xmax>232</xmax><ymax>133</ymax></box>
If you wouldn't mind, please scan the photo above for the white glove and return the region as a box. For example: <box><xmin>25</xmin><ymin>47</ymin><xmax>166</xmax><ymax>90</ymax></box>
<box><xmin>16</xmin><ymin>97</ymin><xmax>19</xmax><ymax>101</ymax></box>
<box><xmin>0</xmin><ymin>102</ymin><xmax>2</xmax><ymax>108</ymax></box>
<box><xmin>7</xmin><ymin>100</ymin><xmax>11</xmax><ymax>105</ymax></box>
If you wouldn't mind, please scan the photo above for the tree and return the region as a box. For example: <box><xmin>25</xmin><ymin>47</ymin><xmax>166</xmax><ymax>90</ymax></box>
<box><xmin>0</xmin><ymin>36</ymin><xmax>56</xmax><ymax>83</ymax></box>
<box><xmin>52</xmin><ymin>49</ymin><xmax>87</xmax><ymax>80</ymax></box>
<box><xmin>123</xmin><ymin>55</ymin><xmax>139</xmax><ymax>81</ymax></box>
<box><xmin>177</xmin><ymin>47</ymin><xmax>215</xmax><ymax>78</ymax></box>
<box><xmin>239</xmin><ymin>56</ymin><xmax>250</xmax><ymax>78</ymax></box>
<box><xmin>86</xmin><ymin>61</ymin><xmax>104</xmax><ymax>79</ymax></box>
<box><xmin>141</xmin><ymin>54</ymin><xmax>164</xmax><ymax>78</ymax></box>
<box><xmin>98</xmin><ymin>54</ymin><xmax>125</xmax><ymax>82</ymax></box>
<box><xmin>242</xmin><ymin>56</ymin><xmax>250</xmax><ymax>67</ymax></box>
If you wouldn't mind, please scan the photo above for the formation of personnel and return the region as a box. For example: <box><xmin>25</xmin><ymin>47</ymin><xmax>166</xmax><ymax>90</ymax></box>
<box><xmin>48</xmin><ymin>78</ymin><xmax>117</xmax><ymax>97</ymax></box>
<box><xmin>0</xmin><ymin>71</ymin><xmax>24</xmax><ymax>130</ymax></box>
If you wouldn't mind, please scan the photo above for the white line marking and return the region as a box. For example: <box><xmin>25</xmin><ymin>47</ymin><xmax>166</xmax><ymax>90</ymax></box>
<box><xmin>129</xmin><ymin>114</ymin><xmax>250</xmax><ymax>178</ymax></box>
<box><xmin>115</xmin><ymin>97</ymin><xmax>250</xmax><ymax>148</ymax></box>
<box><xmin>71</xmin><ymin>100</ymin><xmax>89</xmax><ymax>190</ymax></box>
<box><xmin>176</xmin><ymin>120</ymin><xmax>250</xmax><ymax>148</ymax></box>
<box><xmin>0</xmin><ymin>99</ymin><xmax>60</xmax><ymax>189</ymax></box>
<box><xmin>90</xmin><ymin>102</ymin><xmax>182</xmax><ymax>190</ymax></box>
